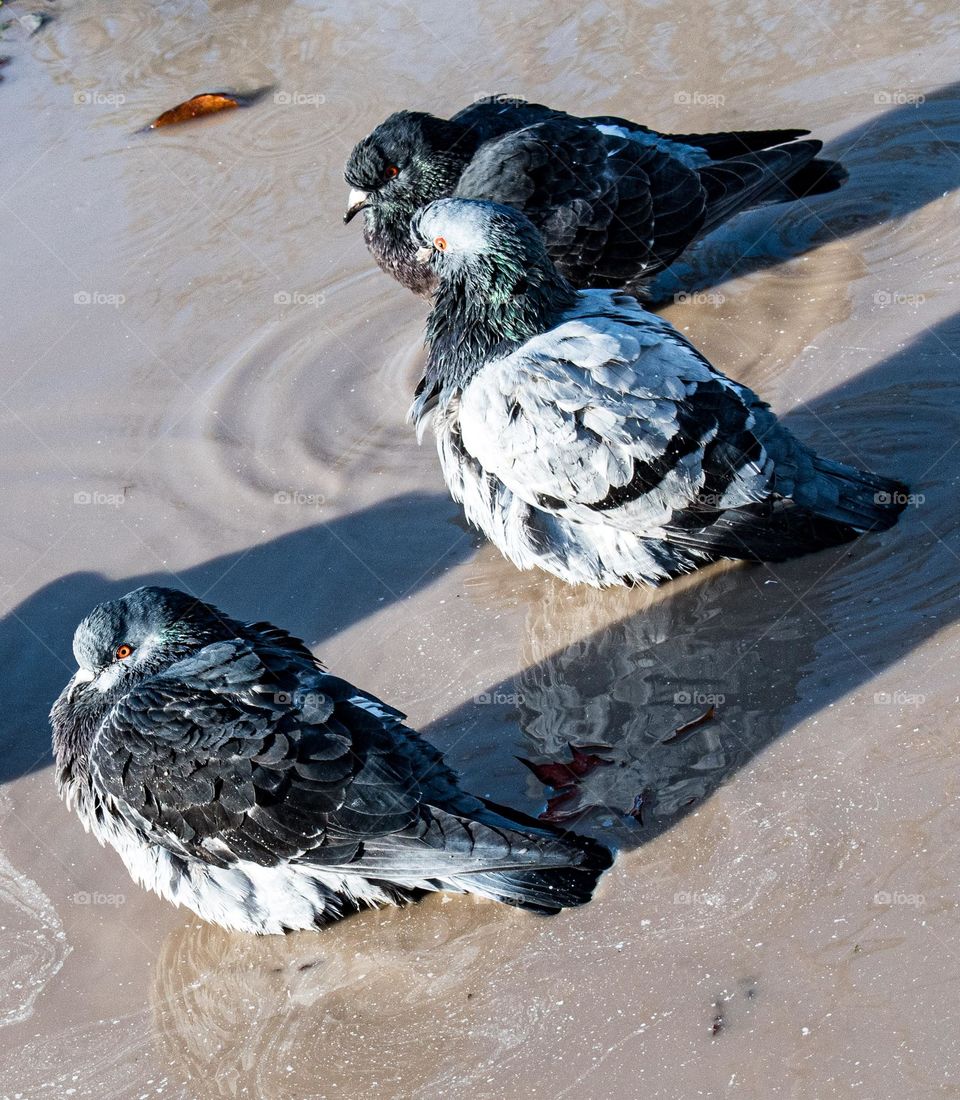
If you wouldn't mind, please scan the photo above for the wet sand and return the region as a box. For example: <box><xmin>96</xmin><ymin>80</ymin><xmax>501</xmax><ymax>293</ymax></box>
<box><xmin>2</xmin><ymin>1</ymin><xmax>960</xmax><ymax>1096</ymax></box>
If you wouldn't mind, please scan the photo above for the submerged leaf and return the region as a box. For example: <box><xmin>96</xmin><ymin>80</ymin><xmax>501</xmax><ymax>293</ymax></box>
<box><xmin>518</xmin><ymin>744</ymin><xmax>616</xmax><ymax>822</ymax></box>
<box><xmin>568</xmin><ymin>745</ymin><xmax>614</xmax><ymax>776</ymax></box>
<box><xmin>539</xmin><ymin>787</ymin><xmax>586</xmax><ymax>823</ymax></box>
<box><xmin>516</xmin><ymin>757</ymin><xmax>580</xmax><ymax>789</ymax></box>
<box><xmin>517</xmin><ymin>744</ymin><xmax>614</xmax><ymax>789</ymax></box>
<box><xmin>662</xmin><ymin>704</ymin><xmax>716</xmax><ymax>744</ymax></box>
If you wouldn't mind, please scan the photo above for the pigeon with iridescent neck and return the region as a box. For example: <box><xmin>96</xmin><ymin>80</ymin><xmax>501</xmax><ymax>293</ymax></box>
<box><xmin>408</xmin><ymin>198</ymin><xmax>906</xmax><ymax>588</ymax></box>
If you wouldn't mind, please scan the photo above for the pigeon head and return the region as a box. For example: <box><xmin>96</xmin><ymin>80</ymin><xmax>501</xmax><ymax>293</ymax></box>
<box><xmin>343</xmin><ymin>111</ymin><xmax>474</xmax><ymax>225</ymax></box>
<box><xmin>56</xmin><ymin>587</ymin><xmax>238</xmax><ymax>713</ymax></box>
<box><xmin>412</xmin><ymin>197</ymin><xmax>552</xmax><ymax>276</ymax></box>
<box><xmin>412</xmin><ymin>199</ymin><xmax>577</xmax><ymax>391</ymax></box>
<box><xmin>50</xmin><ymin>587</ymin><xmax>242</xmax><ymax>773</ymax></box>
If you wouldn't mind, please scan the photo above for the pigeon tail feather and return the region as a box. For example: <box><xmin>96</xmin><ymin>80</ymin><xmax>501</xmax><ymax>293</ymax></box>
<box><xmin>442</xmin><ymin>795</ymin><xmax>612</xmax><ymax>912</ymax></box>
<box><xmin>697</xmin><ymin>140</ymin><xmax>846</xmax><ymax>234</ymax></box>
<box><xmin>805</xmin><ymin>456</ymin><xmax>908</xmax><ymax>532</ymax></box>
<box><xmin>667</xmin><ymin>461</ymin><xmax>907</xmax><ymax>562</ymax></box>
<box><xmin>664</xmin><ymin>127</ymin><xmax>812</xmax><ymax>159</ymax></box>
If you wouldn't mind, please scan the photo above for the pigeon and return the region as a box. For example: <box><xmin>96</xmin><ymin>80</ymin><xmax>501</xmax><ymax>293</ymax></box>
<box><xmin>343</xmin><ymin>95</ymin><xmax>846</xmax><ymax>297</ymax></box>
<box><xmin>408</xmin><ymin>199</ymin><xmax>907</xmax><ymax>588</ymax></box>
<box><xmin>51</xmin><ymin>586</ymin><xmax>612</xmax><ymax>933</ymax></box>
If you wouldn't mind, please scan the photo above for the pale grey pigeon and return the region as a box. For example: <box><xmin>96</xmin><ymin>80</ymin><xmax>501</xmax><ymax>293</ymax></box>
<box><xmin>408</xmin><ymin>198</ymin><xmax>906</xmax><ymax>588</ymax></box>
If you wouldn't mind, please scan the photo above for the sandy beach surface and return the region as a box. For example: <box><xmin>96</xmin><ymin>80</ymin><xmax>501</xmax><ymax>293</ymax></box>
<box><xmin>2</xmin><ymin>1</ymin><xmax>959</xmax><ymax>1096</ymax></box>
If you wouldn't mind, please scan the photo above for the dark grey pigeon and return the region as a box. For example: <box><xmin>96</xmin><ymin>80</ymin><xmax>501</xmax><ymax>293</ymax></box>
<box><xmin>51</xmin><ymin>587</ymin><xmax>612</xmax><ymax>933</ymax></box>
<box><xmin>408</xmin><ymin>199</ymin><xmax>906</xmax><ymax>588</ymax></box>
<box><xmin>343</xmin><ymin>95</ymin><xmax>846</xmax><ymax>297</ymax></box>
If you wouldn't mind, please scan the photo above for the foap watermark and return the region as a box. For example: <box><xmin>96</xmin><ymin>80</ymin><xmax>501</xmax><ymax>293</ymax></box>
<box><xmin>474</xmin><ymin>691</ymin><xmax>525</xmax><ymax>705</ymax></box>
<box><xmin>674</xmin><ymin>290</ymin><xmax>726</xmax><ymax>307</ymax></box>
<box><xmin>73</xmin><ymin>490</ymin><xmax>125</xmax><ymax>508</ymax></box>
<box><xmin>873</xmin><ymin>690</ymin><xmax>926</xmax><ymax>706</ymax></box>
<box><xmin>273</xmin><ymin>690</ymin><xmax>320</xmax><ymax>705</ymax></box>
<box><xmin>274</xmin><ymin>490</ymin><xmax>325</xmax><ymax>507</ymax></box>
<box><xmin>874</xmin><ymin>890</ymin><xmax>924</xmax><ymax>908</ymax></box>
<box><xmin>674</xmin><ymin>91</ymin><xmax>726</xmax><ymax>108</ymax></box>
<box><xmin>674</xmin><ymin>690</ymin><xmax>726</xmax><ymax>706</ymax></box>
<box><xmin>272</xmin><ymin>691</ymin><xmax>329</xmax><ymax>720</ymax></box>
<box><xmin>275</xmin><ymin>290</ymin><xmax>325</xmax><ymax>308</ymax></box>
<box><xmin>69</xmin><ymin>890</ymin><xmax>126</xmax><ymax>907</ymax></box>
<box><xmin>874</xmin><ymin>90</ymin><xmax>926</xmax><ymax>107</ymax></box>
<box><xmin>73</xmin><ymin>90</ymin><xmax>127</xmax><ymax>107</ymax></box>
<box><xmin>873</xmin><ymin>290</ymin><xmax>925</xmax><ymax>307</ymax></box>
<box><xmin>472</xmin><ymin>93</ymin><xmax>528</xmax><ymax>107</ymax></box>
<box><xmin>674</xmin><ymin>890</ymin><xmax>727</xmax><ymax>907</ymax></box>
<box><xmin>74</xmin><ymin>291</ymin><xmax>125</xmax><ymax>308</ymax></box>
<box><xmin>273</xmin><ymin>91</ymin><xmax>326</xmax><ymax>108</ymax></box>
<box><xmin>694</xmin><ymin>491</ymin><xmax>734</xmax><ymax>509</ymax></box>
<box><xmin>874</xmin><ymin>489</ymin><xmax>924</xmax><ymax>508</ymax></box>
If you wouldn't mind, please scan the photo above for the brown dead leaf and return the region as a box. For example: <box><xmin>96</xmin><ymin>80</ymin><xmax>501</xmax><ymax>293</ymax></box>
<box><xmin>517</xmin><ymin>744</ymin><xmax>616</xmax><ymax>823</ymax></box>
<box><xmin>539</xmin><ymin>787</ymin><xmax>586</xmax><ymax>823</ymax></box>
<box><xmin>147</xmin><ymin>93</ymin><xmax>241</xmax><ymax>129</ymax></box>
<box><xmin>142</xmin><ymin>87</ymin><xmax>272</xmax><ymax>132</ymax></box>
<box><xmin>661</xmin><ymin>704</ymin><xmax>716</xmax><ymax>744</ymax></box>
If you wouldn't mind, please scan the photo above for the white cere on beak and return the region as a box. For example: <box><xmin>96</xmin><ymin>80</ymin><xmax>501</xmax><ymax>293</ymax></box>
<box><xmin>344</xmin><ymin>188</ymin><xmax>370</xmax><ymax>223</ymax></box>
<box><xmin>67</xmin><ymin>666</ymin><xmax>96</xmax><ymax>702</ymax></box>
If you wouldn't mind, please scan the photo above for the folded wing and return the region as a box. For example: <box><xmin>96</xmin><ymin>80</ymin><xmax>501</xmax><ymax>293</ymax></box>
<box><xmin>455</xmin><ymin>120</ymin><xmax>707</xmax><ymax>285</ymax></box>
<box><xmin>457</xmin><ymin>294</ymin><xmax>785</xmax><ymax>536</ymax></box>
<box><xmin>90</xmin><ymin>635</ymin><xmax>611</xmax><ymax>903</ymax></box>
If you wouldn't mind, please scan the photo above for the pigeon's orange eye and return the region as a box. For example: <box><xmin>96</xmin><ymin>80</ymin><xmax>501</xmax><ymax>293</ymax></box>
<box><xmin>115</xmin><ymin>644</ymin><xmax>134</xmax><ymax>661</ymax></box>
<box><xmin>434</xmin><ymin>236</ymin><xmax>447</xmax><ymax>251</ymax></box>
<box><xmin>385</xmin><ymin>164</ymin><xmax>399</xmax><ymax>178</ymax></box>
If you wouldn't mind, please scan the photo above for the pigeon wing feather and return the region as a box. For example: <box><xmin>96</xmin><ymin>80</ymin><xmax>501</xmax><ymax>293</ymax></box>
<box><xmin>455</xmin><ymin>121</ymin><xmax>706</xmax><ymax>285</ymax></box>
<box><xmin>457</xmin><ymin>293</ymin><xmax>786</xmax><ymax>534</ymax></box>
<box><xmin>89</xmin><ymin>639</ymin><xmax>431</xmax><ymax>870</ymax></box>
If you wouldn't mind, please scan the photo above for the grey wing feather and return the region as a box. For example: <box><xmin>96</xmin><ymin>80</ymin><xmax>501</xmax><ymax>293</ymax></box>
<box><xmin>89</xmin><ymin>639</ymin><xmax>602</xmax><ymax>889</ymax></box>
<box><xmin>455</xmin><ymin>121</ymin><xmax>708</xmax><ymax>286</ymax></box>
<box><xmin>457</xmin><ymin>292</ymin><xmax>786</xmax><ymax>534</ymax></box>
<box><xmin>90</xmin><ymin>640</ymin><xmax>408</xmax><ymax>869</ymax></box>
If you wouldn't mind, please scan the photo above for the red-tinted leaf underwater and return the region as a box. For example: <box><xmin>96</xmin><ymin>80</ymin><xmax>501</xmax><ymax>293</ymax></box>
<box><xmin>661</xmin><ymin>705</ymin><xmax>717</xmax><ymax>744</ymax></box>
<box><xmin>516</xmin><ymin>744</ymin><xmax>614</xmax><ymax>789</ymax></box>
<box><xmin>539</xmin><ymin>787</ymin><xmax>587</xmax><ymax>823</ymax></box>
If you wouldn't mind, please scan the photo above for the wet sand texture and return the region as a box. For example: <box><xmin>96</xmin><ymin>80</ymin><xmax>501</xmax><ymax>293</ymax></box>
<box><xmin>1</xmin><ymin>1</ymin><xmax>959</xmax><ymax>1096</ymax></box>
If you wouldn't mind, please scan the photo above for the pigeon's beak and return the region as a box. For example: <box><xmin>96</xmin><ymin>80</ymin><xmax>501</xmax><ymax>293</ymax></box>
<box><xmin>343</xmin><ymin>189</ymin><xmax>370</xmax><ymax>224</ymax></box>
<box><xmin>67</xmin><ymin>667</ymin><xmax>95</xmax><ymax>703</ymax></box>
<box><xmin>414</xmin><ymin>245</ymin><xmax>433</xmax><ymax>264</ymax></box>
